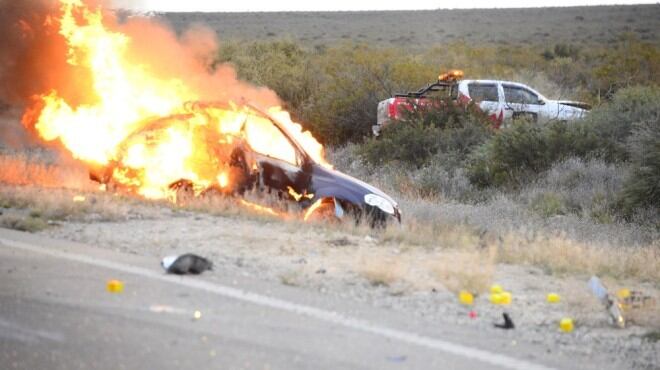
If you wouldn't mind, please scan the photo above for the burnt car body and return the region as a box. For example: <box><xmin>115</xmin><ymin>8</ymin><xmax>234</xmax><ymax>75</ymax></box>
<box><xmin>227</xmin><ymin>104</ymin><xmax>401</xmax><ymax>224</ymax></box>
<box><xmin>91</xmin><ymin>102</ymin><xmax>401</xmax><ymax>225</ymax></box>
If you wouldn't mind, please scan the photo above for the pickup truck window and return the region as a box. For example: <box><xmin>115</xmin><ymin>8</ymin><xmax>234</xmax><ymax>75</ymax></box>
<box><xmin>468</xmin><ymin>83</ymin><xmax>498</xmax><ymax>102</ymax></box>
<box><xmin>503</xmin><ymin>85</ymin><xmax>541</xmax><ymax>105</ymax></box>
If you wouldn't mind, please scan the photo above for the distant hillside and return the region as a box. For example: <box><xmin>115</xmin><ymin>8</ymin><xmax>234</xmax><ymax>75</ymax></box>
<box><xmin>155</xmin><ymin>5</ymin><xmax>659</xmax><ymax>48</ymax></box>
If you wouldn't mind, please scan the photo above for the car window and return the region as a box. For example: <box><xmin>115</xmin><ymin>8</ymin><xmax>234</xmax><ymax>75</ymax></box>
<box><xmin>468</xmin><ymin>83</ymin><xmax>499</xmax><ymax>102</ymax></box>
<box><xmin>244</xmin><ymin>114</ymin><xmax>301</xmax><ymax>167</ymax></box>
<box><xmin>503</xmin><ymin>85</ymin><xmax>540</xmax><ymax>105</ymax></box>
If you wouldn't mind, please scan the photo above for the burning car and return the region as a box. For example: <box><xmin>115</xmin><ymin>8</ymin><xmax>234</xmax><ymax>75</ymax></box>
<box><xmin>20</xmin><ymin>1</ymin><xmax>400</xmax><ymax>226</ymax></box>
<box><xmin>89</xmin><ymin>102</ymin><xmax>401</xmax><ymax>225</ymax></box>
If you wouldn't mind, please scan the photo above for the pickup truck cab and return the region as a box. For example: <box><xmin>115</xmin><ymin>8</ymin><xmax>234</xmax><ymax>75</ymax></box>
<box><xmin>374</xmin><ymin>72</ymin><xmax>590</xmax><ymax>135</ymax></box>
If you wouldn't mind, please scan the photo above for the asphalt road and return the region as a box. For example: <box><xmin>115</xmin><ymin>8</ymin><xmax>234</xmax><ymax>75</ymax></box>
<box><xmin>0</xmin><ymin>228</ymin><xmax>575</xmax><ymax>370</ymax></box>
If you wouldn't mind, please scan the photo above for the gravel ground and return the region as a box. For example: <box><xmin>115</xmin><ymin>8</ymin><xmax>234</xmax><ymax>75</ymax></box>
<box><xmin>34</xmin><ymin>208</ymin><xmax>660</xmax><ymax>370</ymax></box>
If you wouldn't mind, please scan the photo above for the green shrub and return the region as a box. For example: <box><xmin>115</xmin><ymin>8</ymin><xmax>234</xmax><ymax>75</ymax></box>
<box><xmin>468</xmin><ymin>86</ymin><xmax>660</xmax><ymax>189</ymax></box>
<box><xmin>359</xmin><ymin>122</ymin><xmax>441</xmax><ymax>167</ymax></box>
<box><xmin>530</xmin><ymin>192</ymin><xmax>567</xmax><ymax>218</ymax></box>
<box><xmin>216</xmin><ymin>40</ymin><xmax>312</xmax><ymax>115</ymax></box>
<box><xmin>619</xmin><ymin>117</ymin><xmax>660</xmax><ymax>216</ymax></box>
<box><xmin>591</xmin><ymin>35</ymin><xmax>660</xmax><ymax>98</ymax></box>
<box><xmin>467</xmin><ymin>121</ymin><xmax>600</xmax><ymax>188</ymax></box>
<box><xmin>359</xmin><ymin>98</ymin><xmax>492</xmax><ymax>167</ymax></box>
<box><xmin>214</xmin><ymin>38</ymin><xmax>659</xmax><ymax>146</ymax></box>
<box><xmin>302</xmin><ymin>45</ymin><xmax>437</xmax><ymax>145</ymax></box>
<box><xmin>585</xmin><ymin>85</ymin><xmax>660</xmax><ymax>161</ymax></box>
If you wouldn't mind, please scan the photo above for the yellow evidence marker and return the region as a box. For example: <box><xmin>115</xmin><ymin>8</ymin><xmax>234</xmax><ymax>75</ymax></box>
<box><xmin>559</xmin><ymin>318</ymin><xmax>574</xmax><ymax>332</ymax></box>
<box><xmin>458</xmin><ymin>290</ymin><xmax>474</xmax><ymax>305</ymax></box>
<box><xmin>547</xmin><ymin>293</ymin><xmax>561</xmax><ymax>303</ymax></box>
<box><xmin>106</xmin><ymin>279</ymin><xmax>124</xmax><ymax>293</ymax></box>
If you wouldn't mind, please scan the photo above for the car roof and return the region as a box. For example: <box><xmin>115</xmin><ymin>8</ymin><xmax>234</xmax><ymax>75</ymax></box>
<box><xmin>459</xmin><ymin>80</ymin><xmax>545</xmax><ymax>97</ymax></box>
<box><xmin>460</xmin><ymin>79</ymin><xmax>526</xmax><ymax>88</ymax></box>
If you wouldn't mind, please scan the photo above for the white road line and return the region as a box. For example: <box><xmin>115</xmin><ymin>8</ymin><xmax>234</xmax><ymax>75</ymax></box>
<box><xmin>1</xmin><ymin>236</ymin><xmax>555</xmax><ymax>370</ymax></box>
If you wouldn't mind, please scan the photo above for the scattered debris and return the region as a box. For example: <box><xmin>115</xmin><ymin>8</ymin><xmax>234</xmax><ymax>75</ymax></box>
<box><xmin>326</xmin><ymin>237</ymin><xmax>355</xmax><ymax>247</ymax></box>
<box><xmin>106</xmin><ymin>279</ymin><xmax>124</xmax><ymax>293</ymax></box>
<box><xmin>588</xmin><ymin>276</ymin><xmax>625</xmax><ymax>328</ymax></box>
<box><xmin>546</xmin><ymin>293</ymin><xmax>561</xmax><ymax>303</ymax></box>
<box><xmin>72</xmin><ymin>195</ymin><xmax>86</xmax><ymax>202</ymax></box>
<box><xmin>149</xmin><ymin>304</ymin><xmax>186</xmax><ymax>314</ymax></box>
<box><xmin>494</xmin><ymin>313</ymin><xmax>515</xmax><ymax>329</ymax></box>
<box><xmin>559</xmin><ymin>317</ymin><xmax>574</xmax><ymax>333</ymax></box>
<box><xmin>458</xmin><ymin>290</ymin><xmax>474</xmax><ymax>305</ymax></box>
<box><xmin>193</xmin><ymin>310</ymin><xmax>202</xmax><ymax>320</ymax></box>
<box><xmin>161</xmin><ymin>254</ymin><xmax>213</xmax><ymax>275</ymax></box>
<box><xmin>620</xmin><ymin>290</ymin><xmax>656</xmax><ymax>311</ymax></box>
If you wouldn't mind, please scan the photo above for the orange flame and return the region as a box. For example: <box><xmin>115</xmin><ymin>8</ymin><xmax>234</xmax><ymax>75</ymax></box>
<box><xmin>239</xmin><ymin>199</ymin><xmax>282</xmax><ymax>217</ymax></box>
<box><xmin>27</xmin><ymin>0</ymin><xmax>330</xmax><ymax>203</ymax></box>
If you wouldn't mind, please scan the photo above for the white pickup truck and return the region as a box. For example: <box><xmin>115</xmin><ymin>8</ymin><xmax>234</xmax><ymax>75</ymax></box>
<box><xmin>374</xmin><ymin>71</ymin><xmax>591</xmax><ymax>135</ymax></box>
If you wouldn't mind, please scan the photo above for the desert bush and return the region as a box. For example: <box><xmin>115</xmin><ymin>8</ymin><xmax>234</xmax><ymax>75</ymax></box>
<box><xmin>214</xmin><ymin>36</ymin><xmax>659</xmax><ymax>146</ymax></box>
<box><xmin>410</xmin><ymin>162</ymin><xmax>475</xmax><ymax>200</ymax></box>
<box><xmin>359</xmin><ymin>98</ymin><xmax>492</xmax><ymax>167</ymax></box>
<box><xmin>521</xmin><ymin>158</ymin><xmax>627</xmax><ymax>221</ymax></box>
<box><xmin>591</xmin><ymin>34</ymin><xmax>660</xmax><ymax>98</ymax></box>
<box><xmin>216</xmin><ymin>40</ymin><xmax>313</xmax><ymax>114</ymax></box>
<box><xmin>619</xmin><ymin>117</ymin><xmax>660</xmax><ymax>217</ymax></box>
<box><xmin>584</xmin><ymin>85</ymin><xmax>660</xmax><ymax>162</ymax></box>
<box><xmin>467</xmin><ymin>121</ymin><xmax>601</xmax><ymax>188</ymax></box>
<box><xmin>302</xmin><ymin>45</ymin><xmax>437</xmax><ymax>144</ymax></box>
<box><xmin>529</xmin><ymin>192</ymin><xmax>567</xmax><ymax>218</ymax></box>
<box><xmin>359</xmin><ymin>122</ymin><xmax>441</xmax><ymax>167</ymax></box>
<box><xmin>468</xmin><ymin>86</ymin><xmax>660</xmax><ymax>189</ymax></box>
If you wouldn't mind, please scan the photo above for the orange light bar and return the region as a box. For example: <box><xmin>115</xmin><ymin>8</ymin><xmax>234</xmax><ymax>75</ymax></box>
<box><xmin>439</xmin><ymin>69</ymin><xmax>464</xmax><ymax>82</ymax></box>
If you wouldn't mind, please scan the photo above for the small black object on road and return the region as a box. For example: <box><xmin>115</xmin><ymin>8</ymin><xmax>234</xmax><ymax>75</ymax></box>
<box><xmin>494</xmin><ymin>312</ymin><xmax>515</xmax><ymax>329</ymax></box>
<box><xmin>161</xmin><ymin>254</ymin><xmax>213</xmax><ymax>275</ymax></box>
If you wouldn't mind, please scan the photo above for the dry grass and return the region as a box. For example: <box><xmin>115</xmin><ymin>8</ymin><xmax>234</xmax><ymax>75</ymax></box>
<box><xmin>0</xmin><ymin>215</ymin><xmax>49</xmax><ymax>233</ymax></box>
<box><xmin>0</xmin><ymin>184</ymin><xmax>157</xmax><ymax>222</ymax></box>
<box><xmin>0</xmin><ymin>153</ymin><xmax>94</xmax><ymax>190</ymax></box>
<box><xmin>380</xmin><ymin>219</ymin><xmax>481</xmax><ymax>249</ymax></box>
<box><xmin>495</xmin><ymin>233</ymin><xmax>660</xmax><ymax>283</ymax></box>
<box><xmin>279</xmin><ymin>269</ymin><xmax>305</xmax><ymax>287</ymax></box>
<box><xmin>359</xmin><ymin>256</ymin><xmax>406</xmax><ymax>287</ymax></box>
<box><xmin>1</xmin><ymin>152</ymin><xmax>656</xmax><ymax>287</ymax></box>
<box><xmin>431</xmin><ymin>247</ymin><xmax>497</xmax><ymax>294</ymax></box>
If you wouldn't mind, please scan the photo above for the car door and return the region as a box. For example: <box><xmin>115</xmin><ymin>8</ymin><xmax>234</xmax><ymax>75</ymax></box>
<box><xmin>243</xmin><ymin>111</ymin><xmax>311</xmax><ymax>194</ymax></box>
<box><xmin>467</xmin><ymin>82</ymin><xmax>503</xmax><ymax>126</ymax></box>
<box><xmin>502</xmin><ymin>84</ymin><xmax>544</xmax><ymax>123</ymax></box>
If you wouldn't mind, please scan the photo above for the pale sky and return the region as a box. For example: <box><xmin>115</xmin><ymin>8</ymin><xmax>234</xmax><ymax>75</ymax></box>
<box><xmin>111</xmin><ymin>0</ymin><xmax>657</xmax><ymax>12</ymax></box>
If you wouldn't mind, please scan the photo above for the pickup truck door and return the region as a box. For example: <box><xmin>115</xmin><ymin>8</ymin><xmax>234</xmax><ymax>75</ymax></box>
<box><xmin>502</xmin><ymin>84</ymin><xmax>544</xmax><ymax>123</ymax></box>
<box><xmin>467</xmin><ymin>82</ymin><xmax>504</xmax><ymax>127</ymax></box>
